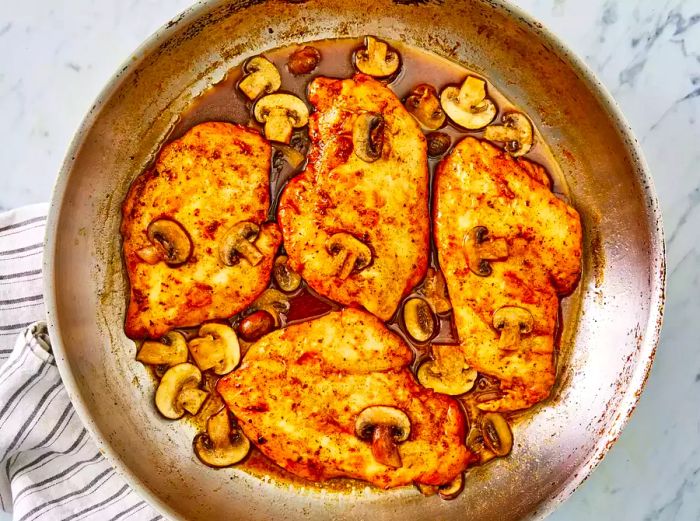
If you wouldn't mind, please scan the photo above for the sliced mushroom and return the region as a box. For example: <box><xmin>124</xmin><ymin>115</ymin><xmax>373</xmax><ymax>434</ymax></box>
<box><xmin>415</xmin><ymin>483</ymin><xmax>439</xmax><ymax>496</ymax></box>
<box><xmin>353</xmin><ymin>36</ymin><xmax>400</xmax><ymax>78</ymax></box>
<box><xmin>464</xmin><ymin>226</ymin><xmax>508</xmax><ymax>277</ymax></box>
<box><xmin>136</xmin><ymin>331</ymin><xmax>188</xmax><ymax>366</ymax></box>
<box><xmin>273</xmin><ymin>255</ymin><xmax>302</xmax><ymax>292</ymax></box>
<box><xmin>193</xmin><ymin>408</ymin><xmax>250</xmax><ymax>467</ymax></box>
<box><xmin>438</xmin><ymin>473</ymin><xmax>464</xmax><ymax>500</ymax></box>
<box><xmin>426</xmin><ymin>132</ymin><xmax>451</xmax><ymax>158</ymax></box>
<box><xmin>238</xmin><ymin>56</ymin><xmax>281</xmax><ymax>100</ymax></box>
<box><xmin>355</xmin><ymin>406</ymin><xmax>411</xmax><ymax>468</ymax></box>
<box><xmin>253</xmin><ymin>93</ymin><xmax>309</xmax><ymax>144</ymax></box>
<box><xmin>287</xmin><ymin>46</ymin><xmax>321</xmax><ymax>75</ymax></box>
<box><xmin>237</xmin><ymin>309</ymin><xmax>276</xmax><ymax>342</ymax></box>
<box><xmin>492</xmin><ymin>306</ymin><xmax>534</xmax><ymax>350</ymax></box>
<box><xmin>188</xmin><ymin>323</ymin><xmax>240</xmax><ymax>375</ymax></box>
<box><xmin>422</xmin><ymin>267</ymin><xmax>452</xmax><ymax>313</ymax></box>
<box><xmin>417</xmin><ymin>348</ymin><xmax>477</xmax><ymax>396</ymax></box>
<box><xmin>403</xmin><ymin>298</ymin><xmax>435</xmax><ymax>343</ymax></box>
<box><xmin>325</xmin><ymin>232</ymin><xmax>372</xmax><ymax>280</ymax></box>
<box><xmin>481</xmin><ymin>412</ymin><xmax>513</xmax><ymax>457</ymax></box>
<box><xmin>405</xmin><ymin>84</ymin><xmax>445</xmax><ymax>130</ymax></box>
<box><xmin>440</xmin><ymin>76</ymin><xmax>497</xmax><ymax>130</ymax></box>
<box><xmin>155</xmin><ymin>363</ymin><xmax>208</xmax><ymax>420</ymax></box>
<box><xmin>352</xmin><ymin>112</ymin><xmax>385</xmax><ymax>163</ymax></box>
<box><xmin>484</xmin><ymin>112</ymin><xmax>534</xmax><ymax>157</ymax></box>
<box><xmin>219</xmin><ymin>221</ymin><xmax>263</xmax><ymax>267</ymax></box>
<box><xmin>147</xmin><ymin>219</ymin><xmax>192</xmax><ymax>266</ymax></box>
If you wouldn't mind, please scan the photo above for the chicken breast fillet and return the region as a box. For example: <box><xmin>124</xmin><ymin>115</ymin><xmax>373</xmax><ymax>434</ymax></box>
<box><xmin>218</xmin><ymin>309</ymin><xmax>471</xmax><ymax>488</ymax></box>
<box><xmin>434</xmin><ymin>138</ymin><xmax>582</xmax><ymax>412</ymax></box>
<box><xmin>278</xmin><ymin>75</ymin><xmax>430</xmax><ymax>321</ymax></box>
<box><xmin>121</xmin><ymin>122</ymin><xmax>281</xmax><ymax>339</ymax></box>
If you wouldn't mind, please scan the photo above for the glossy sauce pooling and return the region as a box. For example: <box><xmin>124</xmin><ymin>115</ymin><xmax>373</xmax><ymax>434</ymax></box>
<box><xmin>161</xmin><ymin>37</ymin><xmax>571</xmax><ymax>489</ymax></box>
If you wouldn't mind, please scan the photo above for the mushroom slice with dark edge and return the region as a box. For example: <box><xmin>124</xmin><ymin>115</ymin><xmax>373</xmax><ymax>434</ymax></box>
<box><xmin>466</xmin><ymin>425</ymin><xmax>497</xmax><ymax>464</ymax></box>
<box><xmin>417</xmin><ymin>347</ymin><xmax>477</xmax><ymax>395</ymax></box>
<box><xmin>193</xmin><ymin>408</ymin><xmax>250</xmax><ymax>467</ymax></box>
<box><xmin>484</xmin><ymin>112</ymin><xmax>534</xmax><ymax>157</ymax></box>
<box><xmin>325</xmin><ymin>232</ymin><xmax>373</xmax><ymax>280</ymax></box>
<box><xmin>438</xmin><ymin>473</ymin><xmax>464</xmax><ymax>500</ymax></box>
<box><xmin>187</xmin><ymin>323</ymin><xmax>241</xmax><ymax>375</ymax></box>
<box><xmin>253</xmin><ymin>93</ymin><xmax>309</xmax><ymax>144</ymax></box>
<box><xmin>273</xmin><ymin>255</ymin><xmax>302</xmax><ymax>292</ymax></box>
<box><xmin>353</xmin><ymin>36</ymin><xmax>400</xmax><ymax>78</ymax></box>
<box><xmin>492</xmin><ymin>306</ymin><xmax>534</xmax><ymax>350</ymax></box>
<box><xmin>352</xmin><ymin>112</ymin><xmax>385</xmax><ymax>163</ymax></box>
<box><xmin>405</xmin><ymin>84</ymin><xmax>445</xmax><ymax>130</ymax></box>
<box><xmin>480</xmin><ymin>412</ymin><xmax>513</xmax><ymax>457</ymax></box>
<box><xmin>287</xmin><ymin>46</ymin><xmax>321</xmax><ymax>75</ymax></box>
<box><xmin>146</xmin><ymin>219</ymin><xmax>192</xmax><ymax>266</ymax></box>
<box><xmin>136</xmin><ymin>331</ymin><xmax>188</xmax><ymax>366</ymax></box>
<box><xmin>463</xmin><ymin>225</ymin><xmax>508</xmax><ymax>277</ymax></box>
<box><xmin>440</xmin><ymin>75</ymin><xmax>497</xmax><ymax>130</ymax></box>
<box><xmin>354</xmin><ymin>405</ymin><xmax>411</xmax><ymax>468</ymax></box>
<box><xmin>219</xmin><ymin>221</ymin><xmax>263</xmax><ymax>267</ymax></box>
<box><xmin>155</xmin><ymin>363</ymin><xmax>208</xmax><ymax>419</ymax></box>
<box><xmin>238</xmin><ymin>56</ymin><xmax>281</xmax><ymax>100</ymax></box>
<box><xmin>402</xmin><ymin>298</ymin><xmax>435</xmax><ymax>343</ymax></box>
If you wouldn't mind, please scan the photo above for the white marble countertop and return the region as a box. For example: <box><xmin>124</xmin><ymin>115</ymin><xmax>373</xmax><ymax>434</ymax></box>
<box><xmin>1</xmin><ymin>0</ymin><xmax>698</xmax><ymax>519</ymax></box>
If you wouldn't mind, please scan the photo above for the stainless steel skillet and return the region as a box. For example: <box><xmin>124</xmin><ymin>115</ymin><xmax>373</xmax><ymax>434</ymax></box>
<box><xmin>43</xmin><ymin>0</ymin><xmax>665</xmax><ymax>519</ymax></box>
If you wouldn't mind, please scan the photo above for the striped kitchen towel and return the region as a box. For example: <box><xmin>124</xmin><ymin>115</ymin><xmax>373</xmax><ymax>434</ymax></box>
<box><xmin>0</xmin><ymin>204</ymin><xmax>161</xmax><ymax>521</ymax></box>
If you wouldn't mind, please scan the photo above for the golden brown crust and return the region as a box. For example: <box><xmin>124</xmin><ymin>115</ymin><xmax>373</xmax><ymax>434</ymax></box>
<box><xmin>121</xmin><ymin>122</ymin><xmax>281</xmax><ymax>339</ymax></box>
<box><xmin>278</xmin><ymin>74</ymin><xmax>430</xmax><ymax>320</ymax></box>
<box><xmin>218</xmin><ymin>309</ymin><xmax>472</xmax><ymax>488</ymax></box>
<box><xmin>433</xmin><ymin>137</ymin><xmax>582</xmax><ymax>412</ymax></box>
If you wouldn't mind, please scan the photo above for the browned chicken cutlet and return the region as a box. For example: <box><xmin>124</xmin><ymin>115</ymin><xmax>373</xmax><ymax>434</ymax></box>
<box><xmin>218</xmin><ymin>309</ymin><xmax>471</xmax><ymax>488</ymax></box>
<box><xmin>278</xmin><ymin>74</ymin><xmax>430</xmax><ymax>321</ymax></box>
<box><xmin>434</xmin><ymin>137</ymin><xmax>582</xmax><ymax>412</ymax></box>
<box><xmin>121</xmin><ymin>122</ymin><xmax>281</xmax><ymax>339</ymax></box>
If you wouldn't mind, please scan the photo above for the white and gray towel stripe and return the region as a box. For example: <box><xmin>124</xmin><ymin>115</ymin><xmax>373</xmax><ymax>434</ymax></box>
<box><xmin>0</xmin><ymin>204</ymin><xmax>161</xmax><ymax>520</ymax></box>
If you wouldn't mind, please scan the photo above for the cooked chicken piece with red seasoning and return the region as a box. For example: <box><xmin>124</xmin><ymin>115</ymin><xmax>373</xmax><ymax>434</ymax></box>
<box><xmin>434</xmin><ymin>137</ymin><xmax>582</xmax><ymax>412</ymax></box>
<box><xmin>218</xmin><ymin>308</ymin><xmax>471</xmax><ymax>488</ymax></box>
<box><xmin>277</xmin><ymin>74</ymin><xmax>430</xmax><ymax>321</ymax></box>
<box><xmin>121</xmin><ymin>122</ymin><xmax>281</xmax><ymax>339</ymax></box>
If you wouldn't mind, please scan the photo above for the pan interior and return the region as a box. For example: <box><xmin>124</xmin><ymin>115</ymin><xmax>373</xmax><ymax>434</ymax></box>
<box><xmin>45</xmin><ymin>1</ymin><xmax>664</xmax><ymax>520</ymax></box>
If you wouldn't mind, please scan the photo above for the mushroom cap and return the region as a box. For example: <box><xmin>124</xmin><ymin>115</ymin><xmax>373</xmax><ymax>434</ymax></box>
<box><xmin>438</xmin><ymin>473</ymin><xmax>464</xmax><ymax>500</ymax></box>
<box><xmin>402</xmin><ymin>297</ymin><xmax>435</xmax><ymax>343</ymax></box>
<box><xmin>273</xmin><ymin>255</ymin><xmax>302</xmax><ymax>292</ymax></box>
<box><xmin>405</xmin><ymin>84</ymin><xmax>445</xmax><ymax>130</ymax></box>
<box><xmin>417</xmin><ymin>359</ymin><xmax>477</xmax><ymax>396</ymax></box>
<box><xmin>146</xmin><ymin>218</ymin><xmax>192</xmax><ymax>266</ymax></box>
<box><xmin>193</xmin><ymin>408</ymin><xmax>250</xmax><ymax>467</ymax></box>
<box><xmin>354</xmin><ymin>405</ymin><xmax>411</xmax><ymax>442</ymax></box>
<box><xmin>253</xmin><ymin>93</ymin><xmax>310</xmax><ymax>128</ymax></box>
<box><xmin>219</xmin><ymin>221</ymin><xmax>262</xmax><ymax>267</ymax></box>
<box><xmin>492</xmin><ymin>306</ymin><xmax>534</xmax><ymax>334</ymax></box>
<box><xmin>352</xmin><ymin>112</ymin><xmax>385</xmax><ymax>163</ymax></box>
<box><xmin>136</xmin><ymin>331</ymin><xmax>188</xmax><ymax>366</ymax></box>
<box><xmin>191</xmin><ymin>323</ymin><xmax>240</xmax><ymax>375</ymax></box>
<box><xmin>440</xmin><ymin>76</ymin><xmax>497</xmax><ymax>130</ymax></box>
<box><xmin>325</xmin><ymin>233</ymin><xmax>372</xmax><ymax>270</ymax></box>
<box><xmin>353</xmin><ymin>36</ymin><xmax>400</xmax><ymax>78</ymax></box>
<box><xmin>463</xmin><ymin>225</ymin><xmax>508</xmax><ymax>277</ymax></box>
<box><xmin>238</xmin><ymin>56</ymin><xmax>281</xmax><ymax>100</ymax></box>
<box><xmin>484</xmin><ymin>112</ymin><xmax>534</xmax><ymax>157</ymax></box>
<box><xmin>481</xmin><ymin>412</ymin><xmax>513</xmax><ymax>457</ymax></box>
<box><xmin>155</xmin><ymin>363</ymin><xmax>203</xmax><ymax>420</ymax></box>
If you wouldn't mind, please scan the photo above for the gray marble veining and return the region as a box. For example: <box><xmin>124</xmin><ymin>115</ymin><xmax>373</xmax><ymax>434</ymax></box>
<box><xmin>0</xmin><ymin>0</ymin><xmax>698</xmax><ymax>519</ymax></box>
